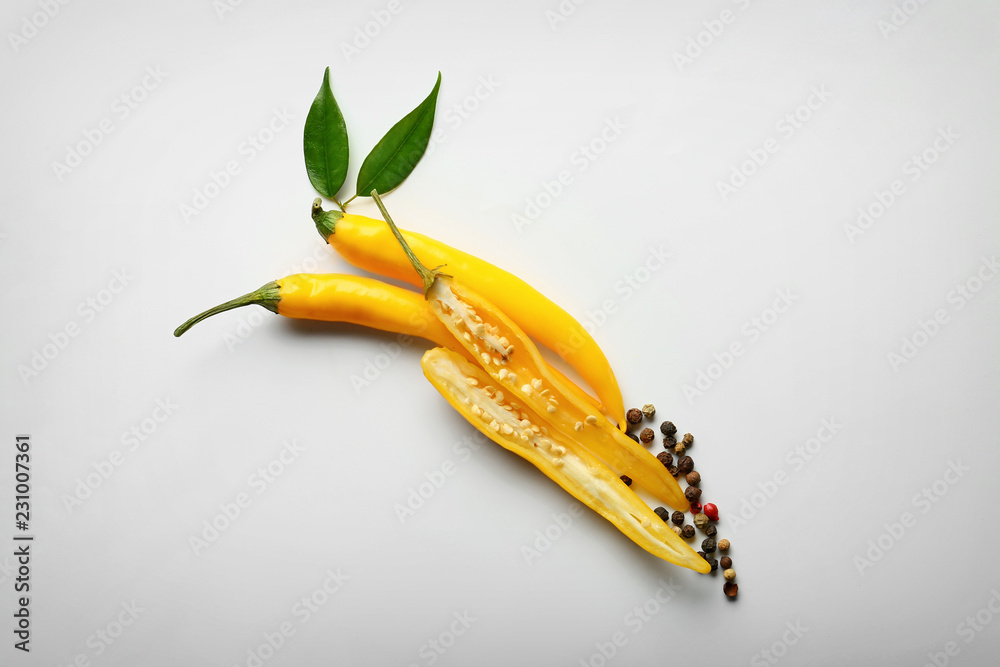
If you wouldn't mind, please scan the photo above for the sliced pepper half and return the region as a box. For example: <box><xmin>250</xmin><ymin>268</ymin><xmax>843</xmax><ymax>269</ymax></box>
<box><xmin>422</xmin><ymin>347</ymin><xmax>710</xmax><ymax>573</ymax></box>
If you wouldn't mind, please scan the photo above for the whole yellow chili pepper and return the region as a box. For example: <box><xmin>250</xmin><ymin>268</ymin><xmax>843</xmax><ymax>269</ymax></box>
<box><xmin>369</xmin><ymin>192</ymin><xmax>689</xmax><ymax>512</ymax></box>
<box><xmin>312</xmin><ymin>199</ymin><xmax>628</xmax><ymax>429</ymax></box>
<box><xmin>173</xmin><ymin>274</ymin><xmax>601</xmax><ymax>410</ymax></box>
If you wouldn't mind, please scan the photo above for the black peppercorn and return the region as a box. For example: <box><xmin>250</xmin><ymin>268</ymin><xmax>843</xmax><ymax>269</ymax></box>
<box><xmin>720</xmin><ymin>556</ymin><xmax>732</xmax><ymax>569</ymax></box>
<box><xmin>663</xmin><ymin>434</ymin><xmax>676</xmax><ymax>447</ymax></box>
<box><xmin>656</xmin><ymin>451</ymin><xmax>672</xmax><ymax>468</ymax></box>
<box><xmin>671</xmin><ymin>510</ymin><xmax>685</xmax><ymax>526</ymax></box>
<box><xmin>685</xmin><ymin>471</ymin><xmax>701</xmax><ymax>486</ymax></box>
<box><xmin>620</xmin><ymin>475</ymin><xmax>632</xmax><ymax>486</ymax></box>
<box><xmin>654</xmin><ymin>507</ymin><xmax>670</xmax><ymax>522</ymax></box>
<box><xmin>639</xmin><ymin>428</ymin><xmax>654</xmax><ymax>444</ymax></box>
<box><xmin>681</xmin><ymin>525</ymin><xmax>695</xmax><ymax>539</ymax></box>
<box><xmin>660</xmin><ymin>421</ymin><xmax>677</xmax><ymax>436</ymax></box>
<box><xmin>704</xmin><ymin>524</ymin><xmax>717</xmax><ymax>538</ymax></box>
<box><xmin>698</xmin><ymin>551</ymin><xmax>707</xmax><ymax>560</ymax></box>
<box><xmin>707</xmin><ymin>556</ymin><xmax>718</xmax><ymax>573</ymax></box>
<box><xmin>668</xmin><ymin>465</ymin><xmax>679</xmax><ymax>477</ymax></box>
<box><xmin>677</xmin><ymin>456</ymin><xmax>694</xmax><ymax>475</ymax></box>
<box><xmin>627</xmin><ymin>433</ymin><xmax>640</xmax><ymax>445</ymax></box>
<box><xmin>702</xmin><ymin>538</ymin><xmax>717</xmax><ymax>553</ymax></box>
<box><xmin>626</xmin><ymin>408</ymin><xmax>643</xmax><ymax>425</ymax></box>
<box><xmin>684</xmin><ymin>486</ymin><xmax>702</xmax><ymax>503</ymax></box>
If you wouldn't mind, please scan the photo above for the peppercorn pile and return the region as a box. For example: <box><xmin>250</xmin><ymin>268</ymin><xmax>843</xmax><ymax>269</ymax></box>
<box><xmin>625</xmin><ymin>404</ymin><xmax>738</xmax><ymax>599</ymax></box>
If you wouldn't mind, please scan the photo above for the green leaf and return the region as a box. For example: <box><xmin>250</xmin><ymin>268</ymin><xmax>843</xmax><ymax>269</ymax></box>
<box><xmin>355</xmin><ymin>72</ymin><xmax>441</xmax><ymax>198</ymax></box>
<box><xmin>303</xmin><ymin>67</ymin><xmax>349</xmax><ymax>199</ymax></box>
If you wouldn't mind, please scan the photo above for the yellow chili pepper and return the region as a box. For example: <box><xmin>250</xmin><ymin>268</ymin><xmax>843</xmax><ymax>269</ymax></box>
<box><xmin>172</xmin><ymin>274</ymin><xmax>601</xmax><ymax>411</ymax></box>
<box><xmin>369</xmin><ymin>192</ymin><xmax>690</xmax><ymax>513</ymax></box>
<box><xmin>422</xmin><ymin>347</ymin><xmax>709</xmax><ymax>572</ymax></box>
<box><xmin>312</xmin><ymin>199</ymin><xmax>628</xmax><ymax>429</ymax></box>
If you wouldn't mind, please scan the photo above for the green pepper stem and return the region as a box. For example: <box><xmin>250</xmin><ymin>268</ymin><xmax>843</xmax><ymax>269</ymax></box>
<box><xmin>312</xmin><ymin>198</ymin><xmax>344</xmax><ymax>240</ymax></box>
<box><xmin>173</xmin><ymin>281</ymin><xmax>281</xmax><ymax>337</ymax></box>
<box><xmin>370</xmin><ymin>189</ymin><xmax>445</xmax><ymax>295</ymax></box>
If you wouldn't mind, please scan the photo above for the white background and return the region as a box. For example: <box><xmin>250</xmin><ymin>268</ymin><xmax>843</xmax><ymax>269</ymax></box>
<box><xmin>2</xmin><ymin>1</ymin><xmax>999</xmax><ymax>665</ymax></box>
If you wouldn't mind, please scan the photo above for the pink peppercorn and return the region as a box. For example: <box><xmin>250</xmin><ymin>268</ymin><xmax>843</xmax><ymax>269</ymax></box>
<box><xmin>703</xmin><ymin>503</ymin><xmax>719</xmax><ymax>521</ymax></box>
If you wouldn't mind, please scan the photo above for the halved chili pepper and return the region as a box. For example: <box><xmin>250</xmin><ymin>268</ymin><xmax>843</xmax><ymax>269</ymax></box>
<box><xmin>369</xmin><ymin>192</ymin><xmax>689</xmax><ymax>512</ymax></box>
<box><xmin>422</xmin><ymin>347</ymin><xmax>709</xmax><ymax>572</ymax></box>
<box><xmin>311</xmin><ymin>200</ymin><xmax>628</xmax><ymax>429</ymax></box>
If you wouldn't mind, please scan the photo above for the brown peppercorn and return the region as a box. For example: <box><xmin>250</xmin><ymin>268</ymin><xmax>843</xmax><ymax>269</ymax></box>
<box><xmin>656</xmin><ymin>451</ymin><xmax>673</xmax><ymax>468</ymax></box>
<box><xmin>626</xmin><ymin>408</ymin><xmax>643</xmax><ymax>425</ymax></box>
<box><xmin>641</xmin><ymin>404</ymin><xmax>655</xmax><ymax>419</ymax></box>
<box><xmin>681</xmin><ymin>525</ymin><xmax>695</xmax><ymax>539</ymax></box>
<box><xmin>670</xmin><ymin>510</ymin><xmax>685</xmax><ymax>526</ymax></box>
<box><xmin>682</xmin><ymin>433</ymin><xmax>694</xmax><ymax>446</ymax></box>
<box><xmin>702</xmin><ymin>538</ymin><xmax>717</xmax><ymax>553</ymax></box>
<box><xmin>693</xmin><ymin>513</ymin><xmax>709</xmax><ymax>530</ymax></box>
<box><xmin>677</xmin><ymin>456</ymin><xmax>694</xmax><ymax>475</ymax></box>
<box><xmin>668</xmin><ymin>465</ymin><xmax>679</xmax><ymax>477</ymax></box>
<box><xmin>619</xmin><ymin>475</ymin><xmax>632</xmax><ymax>486</ymax></box>
<box><xmin>723</xmin><ymin>582</ymin><xmax>738</xmax><ymax>598</ymax></box>
<box><xmin>685</xmin><ymin>471</ymin><xmax>701</xmax><ymax>486</ymax></box>
<box><xmin>704</xmin><ymin>524</ymin><xmax>717</xmax><ymax>537</ymax></box>
<box><xmin>718</xmin><ymin>539</ymin><xmax>730</xmax><ymax>552</ymax></box>
<box><xmin>639</xmin><ymin>428</ymin><xmax>654</xmax><ymax>444</ymax></box>
<box><xmin>684</xmin><ymin>486</ymin><xmax>702</xmax><ymax>502</ymax></box>
<box><xmin>674</xmin><ymin>442</ymin><xmax>686</xmax><ymax>455</ymax></box>
<box><xmin>720</xmin><ymin>556</ymin><xmax>732</xmax><ymax>569</ymax></box>
<box><xmin>723</xmin><ymin>568</ymin><xmax>736</xmax><ymax>581</ymax></box>
<box><xmin>663</xmin><ymin>435</ymin><xmax>677</xmax><ymax>448</ymax></box>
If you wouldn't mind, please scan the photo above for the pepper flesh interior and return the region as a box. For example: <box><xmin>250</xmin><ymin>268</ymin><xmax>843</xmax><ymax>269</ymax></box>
<box><xmin>421</xmin><ymin>347</ymin><xmax>710</xmax><ymax>573</ymax></box>
<box><xmin>426</xmin><ymin>277</ymin><xmax>689</xmax><ymax>512</ymax></box>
